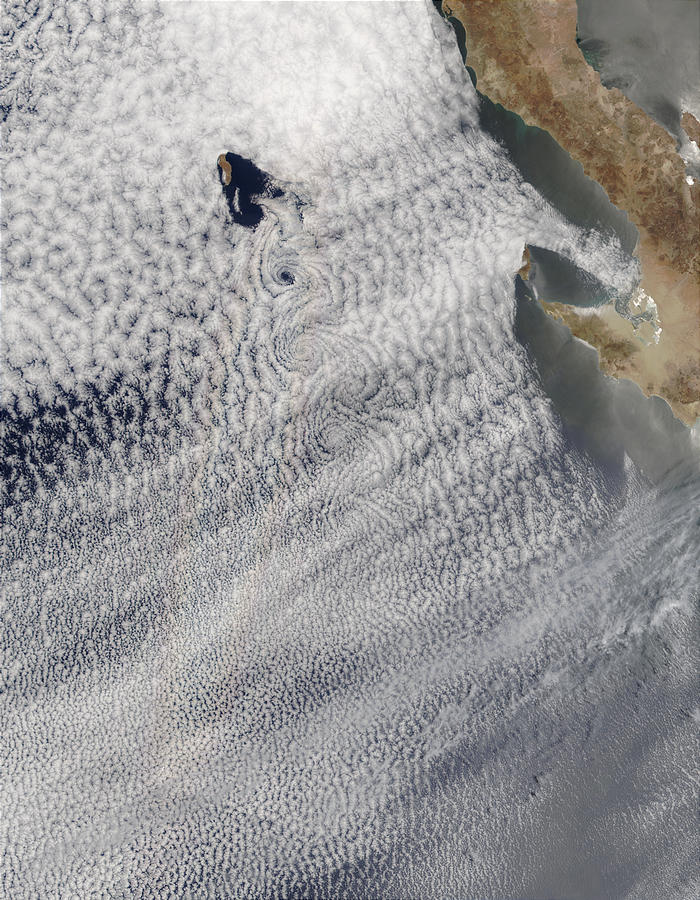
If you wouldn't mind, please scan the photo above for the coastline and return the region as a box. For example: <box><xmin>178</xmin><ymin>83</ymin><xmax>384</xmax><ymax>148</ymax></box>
<box><xmin>444</xmin><ymin>0</ymin><xmax>700</xmax><ymax>426</ymax></box>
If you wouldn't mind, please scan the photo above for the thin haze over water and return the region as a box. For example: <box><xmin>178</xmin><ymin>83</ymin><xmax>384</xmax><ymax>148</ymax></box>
<box><xmin>577</xmin><ymin>0</ymin><xmax>700</xmax><ymax>176</ymax></box>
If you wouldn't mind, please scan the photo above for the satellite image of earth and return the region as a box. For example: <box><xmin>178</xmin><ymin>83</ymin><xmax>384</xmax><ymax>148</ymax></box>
<box><xmin>1</xmin><ymin>1</ymin><xmax>698</xmax><ymax>898</ymax></box>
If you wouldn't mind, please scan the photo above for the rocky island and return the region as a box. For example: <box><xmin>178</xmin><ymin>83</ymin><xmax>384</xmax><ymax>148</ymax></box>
<box><xmin>446</xmin><ymin>0</ymin><xmax>700</xmax><ymax>425</ymax></box>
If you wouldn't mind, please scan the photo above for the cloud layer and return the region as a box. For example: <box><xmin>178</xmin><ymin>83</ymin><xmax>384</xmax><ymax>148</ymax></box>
<box><xmin>1</xmin><ymin>2</ymin><xmax>697</xmax><ymax>898</ymax></box>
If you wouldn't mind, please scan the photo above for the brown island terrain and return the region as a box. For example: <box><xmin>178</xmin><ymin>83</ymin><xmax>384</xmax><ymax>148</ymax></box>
<box><xmin>445</xmin><ymin>0</ymin><xmax>700</xmax><ymax>426</ymax></box>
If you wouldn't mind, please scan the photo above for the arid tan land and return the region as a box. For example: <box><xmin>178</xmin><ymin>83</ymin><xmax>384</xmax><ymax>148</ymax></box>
<box><xmin>217</xmin><ymin>154</ymin><xmax>233</xmax><ymax>186</ymax></box>
<box><xmin>446</xmin><ymin>0</ymin><xmax>700</xmax><ymax>425</ymax></box>
<box><xmin>681</xmin><ymin>112</ymin><xmax>700</xmax><ymax>148</ymax></box>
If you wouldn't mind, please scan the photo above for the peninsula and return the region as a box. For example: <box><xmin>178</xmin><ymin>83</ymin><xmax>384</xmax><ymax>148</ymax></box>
<box><xmin>445</xmin><ymin>0</ymin><xmax>700</xmax><ymax>425</ymax></box>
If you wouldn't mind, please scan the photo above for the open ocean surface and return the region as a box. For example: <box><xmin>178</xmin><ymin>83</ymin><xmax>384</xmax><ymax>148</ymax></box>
<box><xmin>1</xmin><ymin>2</ymin><xmax>698</xmax><ymax>897</ymax></box>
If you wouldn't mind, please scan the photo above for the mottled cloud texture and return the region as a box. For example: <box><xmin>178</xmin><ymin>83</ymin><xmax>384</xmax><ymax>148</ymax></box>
<box><xmin>1</xmin><ymin>2</ymin><xmax>698</xmax><ymax>898</ymax></box>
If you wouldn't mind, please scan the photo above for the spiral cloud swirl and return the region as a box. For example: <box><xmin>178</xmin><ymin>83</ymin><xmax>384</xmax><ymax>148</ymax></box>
<box><xmin>1</xmin><ymin>2</ymin><xmax>698</xmax><ymax>898</ymax></box>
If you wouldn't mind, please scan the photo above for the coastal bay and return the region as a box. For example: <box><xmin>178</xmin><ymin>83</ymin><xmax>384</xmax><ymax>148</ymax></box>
<box><xmin>445</xmin><ymin>0</ymin><xmax>700</xmax><ymax>425</ymax></box>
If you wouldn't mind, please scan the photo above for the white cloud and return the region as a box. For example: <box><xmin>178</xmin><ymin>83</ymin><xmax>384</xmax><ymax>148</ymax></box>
<box><xmin>1</xmin><ymin>1</ymin><xmax>697</xmax><ymax>897</ymax></box>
